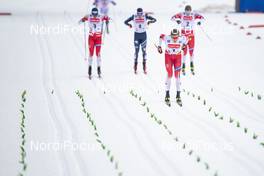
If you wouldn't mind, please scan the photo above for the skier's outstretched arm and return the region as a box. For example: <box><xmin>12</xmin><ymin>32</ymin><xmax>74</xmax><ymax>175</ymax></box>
<box><xmin>79</xmin><ymin>15</ymin><xmax>88</xmax><ymax>24</ymax></box>
<box><xmin>146</xmin><ymin>15</ymin><xmax>157</xmax><ymax>25</ymax></box>
<box><xmin>157</xmin><ymin>34</ymin><xmax>165</xmax><ymax>54</ymax></box>
<box><xmin>171</xmin><ymin>13</ymin><xmax>182</xmax><ymax>24</ymax></box>
<box><xmin>124</xmin><ymin>15</ymin><xmax>134</xmax><ymax>28</ymax></box>
<box><xmin>111</xmin><ymin>0</ymin><xmax>117</xmax><ymax>5</ymax></box>
<box><xmin>103</xmin><ymin>16</ymin><xmax>110</xmax><ymax>21</ymax></box>
<box><xmin>195</xmin><ymin>13</ymin><xmax>205</xmax><ymax>25</ymax></box>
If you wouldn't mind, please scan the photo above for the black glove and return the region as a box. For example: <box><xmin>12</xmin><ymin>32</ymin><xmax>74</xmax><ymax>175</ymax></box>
<box><xmin>197</xmin><ymin>21</ymin><xmax>201</xmax><ymax>25</ymax></box>
<box><xmin>158</xmin><ymin>46</ymin><xmax>163</xmax><ymax>54</ymax></box>
<box><xmin>176</xmin><ymin>20</ymin><xmax>181</xmax><ymax>24</ymax></box>
<box><xmin>147</xmin><ymin>21</ymin><xmax>152</xmax><ymax>25</ymax></box>
<box><xmin>128</xmin><ymin>24</ymin><xmax>132</xmax><ymax>28</ymax></box>
<box><xmin>182</xmin><ymin>44</ymin><xmax>187</xmax><ymax>50</ymax></box>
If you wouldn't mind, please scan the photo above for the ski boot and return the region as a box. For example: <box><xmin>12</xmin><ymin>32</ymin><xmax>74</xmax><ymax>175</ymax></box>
<box><xmin>97</xmin><ymin>66</ymin><xmax>101</xmax><ymax>78</ymax></box>
<box><xmin>165</xmin><ymin>91</ymin><xmax>171</xmax><ymax>107</ymax></box>
<box><xmin>134</xmin><ymin>62</ymin><xmax>138</xmax><ymax>74</ymax></box>
<box><xmin>143</xmin><ymin>61</ymin><xmax>147</xmax><ymax>74</ymax></box>
<box><xmin>182</xmin><ymin>63</ymin><xmax>186</xmax><ymax>76</ymax></box>
<box><xmin>190</xmin><ymin>62</ymin><xmax>195</xmax><ymax>75</ymax></box>
<box><xmin>176</xmin><ymin>91</ymin><xmax>182</xmax><ymax>107</ymax></box>
<box><xmin>88</xmin><ymin>66</ymin><xmax>92</xmax><ymax>79</ymax></box>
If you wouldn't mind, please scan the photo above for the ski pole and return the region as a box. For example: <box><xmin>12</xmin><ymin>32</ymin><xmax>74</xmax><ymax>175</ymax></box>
<box><xmin>101</xmin><ymin>21</ymin><xmax>106</xmax><ymax>45</ymax></box>
<box><xmin>154</xmin><ymin>44</ymin><xmax>160</xmax><ymax>53</ymax></box>
<box><xmin>83</xmin><ymin>22</ymin><xmax>87</xmax><ymax>60</ymax></box>
<box><xmin>199</xmin><ymin>25</ymin><xmax>213</xmax><ymax>42</ymax></box>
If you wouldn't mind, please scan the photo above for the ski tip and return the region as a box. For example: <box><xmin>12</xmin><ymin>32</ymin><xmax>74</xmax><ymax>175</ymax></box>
<box><xmin>177</xmin><ymin>102</ymin><xmax>183</xmax><ymax>107</ymax></box>
<box><xmin>166</xmin><ymin>104</ymin><xmax>171</xmax><ymax>107</ymax></box>
<box><xmin>165</xmin><ymin>101</ymin><xmax>171</xmax><ymax>107</ymax></box>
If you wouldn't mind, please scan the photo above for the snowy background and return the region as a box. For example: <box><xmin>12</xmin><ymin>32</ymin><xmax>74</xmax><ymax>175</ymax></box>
<box><xmin>1</xmin><ymin>0</ymin><xmax>264</xmax><ymax>176</ymax></box>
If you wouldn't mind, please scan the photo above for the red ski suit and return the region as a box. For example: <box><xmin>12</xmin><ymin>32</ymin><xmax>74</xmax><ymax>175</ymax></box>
<box><xmin>159</xmin><ymin>34</ymin><xmax>188</xmax><ymax>78</ymax></box>
<box><xmin>171</xmin><ymin>12</ymin><xmax>204</xmax><ymax>59</ymax></box>
<box><xmin>81</xmin><ymin>14</ymin><xmax>109</xmax><ymax>58</ymax></box>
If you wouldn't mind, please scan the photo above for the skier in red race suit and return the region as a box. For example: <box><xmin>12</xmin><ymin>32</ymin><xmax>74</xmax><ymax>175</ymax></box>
<box><xmin>171</xmin><ymin>5</ymin><xmax>204</xmax><ymax>75</ymax></box>
<box><xmin>157</xmin><ymin>29</ymin><xmax>188</xmax><ymax>106</ymax></box>
<box><xmin>79</xmin><ymin>7</ymin><xmax>110</xmax><ymax>79</ymax></box>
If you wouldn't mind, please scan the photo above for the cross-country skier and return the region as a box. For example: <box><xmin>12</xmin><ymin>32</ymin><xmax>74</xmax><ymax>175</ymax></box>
<box><xmin>157</xmin><ymin>29</ymin><xmax>188</xmax><ymax>106</ymax></box>
<box><xmin>171</xmin><ymin>5</ymin><xmax>204</xmax><ymax>75</ymax></box>
<box><xmin>79</xmin><ymin>7</ymin><xmax>110</xmax><ymax>79</ymax></box>
<box><xmin>124</xmin><ymin>8</ymin><xmax>157</xmax><ymax>74</ymax></box>
<box><xmin>93</xmin><ymin>0</ymin><xmax>116</xmax><ymax>33</ymax></box>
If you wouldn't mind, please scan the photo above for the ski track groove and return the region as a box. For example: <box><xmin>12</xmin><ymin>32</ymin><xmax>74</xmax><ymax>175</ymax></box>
<box><xmin>136</xmin><ymin>77</ymin><xmax>264</xmax><ymax>176</ymax></box>
<box><xmin>35</xmin><ymin>12</ymin><xmax>70</xmax><ymax>176</ymax></box>
<box><xmin>186</xmin><ymin>78</ymin><xmax>264</xmax><ymax>139</ymax></box>
<box><xmin>192</xmin><ymin>76</ymin><xmax>264</xmax><ymax>125</ymax></box>
<box><xmin>140</xmin><ymin>67</ymin><xmax>264</xmax><ymax>174</ymax></box>
<box><xmin>91</xmin><ymin>78</ymin><xmax>177</xmax><ymax>176</ymax></box>
<box><xmin>179</xmin><ymin>105</ymin><xmax>263</xmax><ymax>175</ymax></box>
<box><xmin>48</xmin><ymin>14</ymin><xmax>93</xmax><ymax>176</ymax></box>
<box><xmin>75</xmin><ymin>90</ymin><xmax>124</xmax><ymax>176</ymax></box>
<box><xmin>98</xmin><ymin>78</ymin><xmax>185</xmax><ymax>176</ymax></box>
<box><xmin>37</xmin><ymin>12</ymin><xmax>88</xmax><ymax>176</ymax></box>
<box><xmin>181</xmin><ymin>88</ymin><xmax>264</xmax><ymax>168</ymax></box>
<box><xmin>140</xmin><ymin>77</ymin><xmax>262</xmax><ymax>174</ymax></box>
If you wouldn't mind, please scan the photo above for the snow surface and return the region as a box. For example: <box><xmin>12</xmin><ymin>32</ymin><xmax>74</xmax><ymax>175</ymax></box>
<box><xmin>1</xmin><ymin>0</ymin><xmax>264</xmax><ymax>176</ymax></box>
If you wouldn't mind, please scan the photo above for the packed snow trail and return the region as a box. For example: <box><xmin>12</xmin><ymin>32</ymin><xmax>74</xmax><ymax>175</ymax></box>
<box><xmin>36</xmin><ymin>12</ymin><xmax>88</xmax><ymax>176</ymax></box>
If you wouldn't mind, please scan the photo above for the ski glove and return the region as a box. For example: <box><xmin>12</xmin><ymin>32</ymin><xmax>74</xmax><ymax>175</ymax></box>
<box><xmin>128</xmin><ymin>24</ymin><xmax>132</xmax><ymax>28</ymax></box>
<box><xmin>197</xmin><ymin>21</ymin><xmax>201</xmax><ymax>25</ymax></box>
<box><xmin>182</xmin><ymin>44</ymin><xmax>187</xmax><ymax>50</ymax></box>
<box><xmin>176</xmin><ymin>20</ymin><xmax>181</xmax><ymax>24</ymax></box>
<box><xmin>147</xmin><ymin>21</ymin><xmax>153</xmax><ymax>25</ymax></box>
<box><xmin>158</xmin><ymin>46</ymin><xmax>163</xmax><ymax>54</ymax></box>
